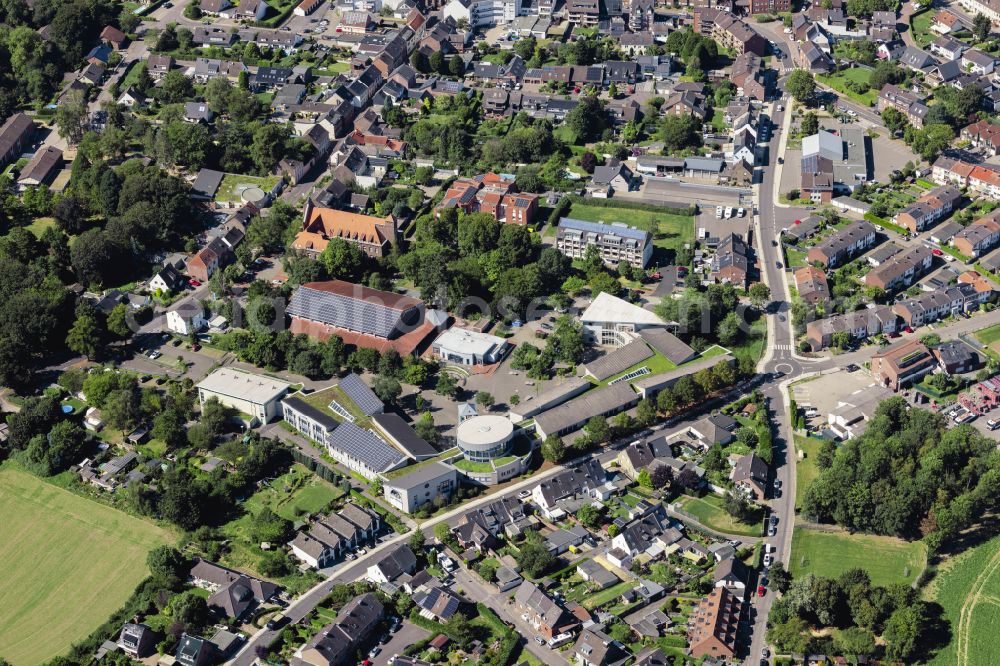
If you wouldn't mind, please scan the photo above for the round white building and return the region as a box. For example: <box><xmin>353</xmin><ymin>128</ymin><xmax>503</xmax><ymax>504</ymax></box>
<box><xmin>456</xmin><ymin>414</ymin><xmax>515</xmax><ymax>463</ymax></box>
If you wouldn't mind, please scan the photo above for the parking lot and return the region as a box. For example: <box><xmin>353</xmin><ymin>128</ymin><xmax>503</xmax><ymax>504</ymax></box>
<box><xmin>370</xmin><ymin>622</ymin><xmax>430</xmax><ymax>666</ymax></box>
<box><xmin>791</xmin><ymin>369</ymin><xmax>885</xmax><ymax>426</ymax></box>
<box><xmin>630</xmin><ymin>178</ymin><xmax>751</xmax><ymax>208</ymax></box>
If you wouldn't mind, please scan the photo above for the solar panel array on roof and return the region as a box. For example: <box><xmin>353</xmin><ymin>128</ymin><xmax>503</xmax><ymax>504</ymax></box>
<box><xmin>339</xmin><ymin>373</ymin><xmax>384</xmax><ymax>416</ymax></box>
<box><xmin>328</xmin><ymin>422</ymin><xmax>403</xmax><ymax>472</ymax></box>
<box><xmin>286</xmin><ymin>285</ymin><xmax>407</xmax><ymax>339</ymax></box>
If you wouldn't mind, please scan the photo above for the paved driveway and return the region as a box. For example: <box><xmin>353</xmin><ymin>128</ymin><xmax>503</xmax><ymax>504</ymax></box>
<box><xmin>371</xmin><ymin>622</ymin><xmax>430</xmax><ymax>666</ymax></box>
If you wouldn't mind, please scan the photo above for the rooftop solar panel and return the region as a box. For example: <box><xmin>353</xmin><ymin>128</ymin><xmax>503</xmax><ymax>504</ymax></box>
<box><xmin>328</xmin><ymin>422</ymin><xmax>403</xmax><ymax>473</ymax></box>
<box><xmin>287</xmin><ymin>286</ymin><xmax>405</xmax><ymax>339</ymax></box>
<box><xmin>339</xmin><ymin>373</ymin><xmax>384</xmax><ymax>416</ymax></box>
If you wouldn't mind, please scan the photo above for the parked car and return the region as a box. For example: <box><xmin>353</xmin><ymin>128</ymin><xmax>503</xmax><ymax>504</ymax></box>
<box><xmin>988</xmin><ymin>419</ymin><xmax>1000</xmax><ymax>431</ymax></box>
<box><xmin>757</xmin><ymin>585</ymin><xmax>766</xmax><ymax>597</ymax></box>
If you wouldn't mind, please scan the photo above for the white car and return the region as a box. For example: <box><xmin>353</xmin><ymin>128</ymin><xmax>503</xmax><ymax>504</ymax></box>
<box><xmin>724</xmin><ymin>206</ymin><xmax>733</xmax><ymax>218</ymax></box>
<box><xmin>716</xmin><ymin>206</ymin><xmax>723</xmax><ymax>218</ymax></box>
<box><xmin>737</xmin><ymin>207</ymin><xmax>745</xmax><ymax>217</ymax></box>
<box><xmin>763</xmin><ymin>554</ymin><xmax>773</xmax><ymax>567</ymax></box>
<box><xmin>988</xmin><ymin>419</ymin><xmax>1000</xmax><ymax>431</ymax></box>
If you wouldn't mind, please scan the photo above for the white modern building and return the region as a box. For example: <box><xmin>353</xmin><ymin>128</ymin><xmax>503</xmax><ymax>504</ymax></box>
<box><xmin>382</xmin><ymin>462</ymin><xmax>459</xmax><ymax>514</ymax></box>
<box><xmin>443</xmin><ymin>0</ymin><xmax>521</xmax><ymax>27</ymax></box>
<box><xmin>196</xmin><ymin>368</ymin><xmax>290</xmax><ymax>425</ymax></box>
<box><xmin>580</xmin><ymin>292</ymin><xmax>669</xmax><ymax>347</ymax></box>
<box><xmin>432</xmin><ymin>327</ymin><xmax>510</xmax><ymax>366</ymax></box>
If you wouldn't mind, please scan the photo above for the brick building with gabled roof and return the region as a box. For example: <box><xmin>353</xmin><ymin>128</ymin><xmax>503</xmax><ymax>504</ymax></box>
<box><xmin>292</xmin><ymin>199</ymin><xmax>398</xmax><ymax>257</ymax></box>
<box><xmin>686</xmin><ymin>587</ymin><xmax>741</xmax><ymax>660</ymax></box>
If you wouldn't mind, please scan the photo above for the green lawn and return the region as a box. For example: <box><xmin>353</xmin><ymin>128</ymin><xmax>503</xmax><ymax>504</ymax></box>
<box><xmin>909</xmin><ymin>8</ymin><xmax>936</xmax><ymax>47</ymax></box>
<box><xmin>676</xmin><ymin>494</ymin><xmax>762</xmax><ymax>537</ymax></box>
<box><xmin>242</xmin><ymin>463</ymin><xmax>344</xmax><ymax>521</ymax></box>
<box><xmin>793</xmin><ymin>435</ymin><xmax>825</xmax><ymax>511</ymax></box>
<box><xmin>566</xmin><ymin>203</ymin><xmax>695</xmax><ymax>255</ymax></box>
<box><xmin>707</xmin><ymin>108</ymin><xmax>728</xmax><ymax>133</ymax></box>
<box><xmin>0</xmin><ymin>467</ymin><xmax>174</xmax><ymax>665</ymax></box>
<box><xmin>452</xmin><ymin>459</ymin><xmax>494</xmax><ymax>473</ymax></box>
<box><xmin>790</xmin><ymin>525</ymin><xmax>926</xmax><ymax>588</ymax></box>
<box><xmin>730</xmin><ymin>319</ymin><xmax>766</xmax><ymax>369</ymax></box>
<box><xmin>976</xmin><ymin>323</ymin><xmax>1000</xmax><ymax>346</ymax></box>
<box><xmin>784</xmin><ymin>245</ymin><xmax>807</xmax><ymax>268</ymax></box>
<box><xmin>581</xmin><ymin>580</ymin><xmax>635</xmax><ymax>610</ymax></box>
<box><xmin>924</xmin><ymin>532</ymin><xmax>1000</xmax><ymax>666</ymax></box>
<box><xmin>818</xmin><ymin>69</ymin><xmax>876</xmax><ymax>107</ymax></box>
<box><xmin>216</xmin><ymin>173</ymin><xmax>281</xmax><ymax>203</ymax></box>
<box><xmin>24</xmin><ymin>217</ymin><xmax>56</xmax><ymax>238</ymax></box>
<box><xmin>600</xmin><ymin>349</ymin><xmax>677</xmax><ymax>386</ymax></box>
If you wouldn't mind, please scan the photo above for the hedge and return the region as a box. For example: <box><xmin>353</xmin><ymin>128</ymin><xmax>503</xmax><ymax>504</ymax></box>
<box><xmin>863</xmin><ymin>211</ymin><xmax>908</xmax><ymax>236</ymax></box>
<box><xmin>563</xmin><ymin>194</ymin><xmax>697</xmax><ymax>217</ymax></box>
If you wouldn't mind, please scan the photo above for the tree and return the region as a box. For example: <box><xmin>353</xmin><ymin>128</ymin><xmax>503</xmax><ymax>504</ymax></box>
<box><xmin>55</xmin><ymin>90</ymin><xmax>89</xmax><ymax>144</ymax></box>
<box><xmin>637</xmin><ymin>468</ymin><xmax>653</xmax><ymax>488</ymax></box>
<box><xmin>766</xmin><ymin>617</ymin><xmax>810</xmax><ymax>654</ymax></box>
<box><xmin>658</xmin><ymin>114</ymin><xmax>702</xmax><ymax>152</ymax></box>
<box><xmin>475</xmin><ymin>391</ymin><xmax>495</xmax><ymax>410</ymax></box>
<box><xmin>517</xmin><ymin>538</ymin><xmax>555</xmax><ymax>577</ymax></box>
<box><xmin>148</xmin><ymin>546</ymin><xmax>188</xmax><ymax>590</ymax></box>
<box><xmin>429</xmin><ymin>50</ymin><xmax>445</xmax><ymax>75</ymax></box>
<box><xmin>580</xmin><ymin>151</ymin><xmax>598</xmax><ymax>174</ymax></box>
<box><xmin>409</xmin><ymin>530</ymin><xmax>426</xmax><ymax>552</ymax></box>
<box><xmin>444</xmin><ymin>613</ymin><xmax>474</xmax><ymax>648</ymax></box>
<box><xmin>636</xmin><ymin>398</ymin><xmax>657</xmax><ymax>426</ymax></box>
<box><xmin>974</xmin><ymin>12</ymin><xmax>992</xmax><ymax>42</ymax></box>
<box><xmin>509</xmin><ymin>394</ymin><xmax>521</xmax><ymax>406</ymax></box>
<box><xmin>801</xmin><ymin>111</ymin><xmax>819</xmax><ymax>135</ymax></box>
<box><xmin>541</xmin><ymin>435</ymin><xmax>566</xmax><ymax>462</ymax></box>
<box><xmin>835</xmin><ymin>626</ymin><xmax>877</xmax><ymax>656</ymax></box>
<box><xmin>883</xmin><ymin>604</ymin><xmax>924</xmax><ymax>661</ymax></box>
<box><xmin>786</xmin><ymin>70</ymin><xmax>816</xmax><ymax>105</ymax></box>
<box><xmin>584</xmin><ymin>416</ymin><xmax>611</xmax><ymax>443</ymax></box>
<box><xmin>106</xmin><ymin>303</ymin><xmax>132</xmax><ymax>338</ymax></box>
<box><xmin>564</xmin><ymin>96</ymin><xmax>608</xmax><ymax>143</ymax></box>
<box><xmin>749</xmin><ymin>282</ymin><xmax>771</xmax><ymax>309</ymax></box>
<box><xmin>435</xmin><ymin>373</ymin><xmax>459</xmax><ymax>397</ymax></box>
<box><xmin>449</xmin><ymin>55</ymin><xmax>465</xmax><ymax>77</ymax></box>
<box><xmin>577</xmin><ymin>503</ymin><xmax>603</xmax><ymax>529</ymax></box>
<box><xmin>434</xmin><ymin>521</ymin><xmax>453</xmax><ymax>546</ymax></box>
<box><xmin>650</xmin><ymin>465</ymin><xmax>672</xmax><ymax>489</ymax></box>
<box><xmin>372</xmin><ymin>376</ymin><xmax>402</xmax><ymax>404</ymax></box>
<box><xmin>414</xmin><ymin>412</ymin><xmax>439</xmax><ymax>444</ymax></box>
<box><xmin>66</xmin><ymin>310</ymin><xmax>101</xmax><ymax>359</ymax></box>
<box><xmin>769</xmin><ymin>561</ymin><xmax>791</xmax><ymax>593</ymax></box>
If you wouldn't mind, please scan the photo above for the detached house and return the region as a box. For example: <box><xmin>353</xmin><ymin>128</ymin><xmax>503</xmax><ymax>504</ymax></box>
<box><xmin>730</xmin><ymin>453</ymin><xmax>768</xmax><ymax>501</ymax></box>
<box><xmin>514</xmin><ymin>581</ymin><xmax>579</xmax><ymax>644</ymax></box>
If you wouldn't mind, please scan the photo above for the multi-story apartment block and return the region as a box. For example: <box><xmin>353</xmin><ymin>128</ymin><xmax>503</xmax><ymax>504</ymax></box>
<box><xmin>555</xmin><ymin>217</ymin><xmax>653</xmax><ymax>268</ymax></box>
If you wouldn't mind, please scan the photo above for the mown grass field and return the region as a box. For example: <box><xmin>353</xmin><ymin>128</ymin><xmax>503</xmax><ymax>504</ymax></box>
<box><xmin>818</xmin><ymin>68</ymin><xmax>876</xmax><ymax>106</ymax></box>
<box><xmin>566</xmin><ymin>203</ymin><xmax>695</xmax><ymax>254</ymax></box>
<box><xmin>925</xmin><ymin>532</ymin><xmax>1000</xmax><ymax>666</ymax></box>
<box><xmin>0</xmin><ymin>467</ymin><xmax>173</xmax><ymax>665</ymax></box>
<box><xmin>793</xmin><ymin>435</ymin><xmax>825</xmax><ymax>511</ymax></box>
<box><xmin>676</xmin><ymin>494</ymin><xmax>762</xmax><ymax>537</ymax></box>
<box><xmin>790</xmin><ymin>524</ymin><xmax>926</xmax><ymax>588</ymax></box>
<box><xmin>976</xmin><ymin>323</ymin><xmax>1000</xmax><ymax>346</ymax></box>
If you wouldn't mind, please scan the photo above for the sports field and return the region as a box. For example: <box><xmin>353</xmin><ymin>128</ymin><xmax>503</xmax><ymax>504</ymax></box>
<box><xmin>790</xmin><ymin>524</ymin><xmax>926</xmax><ymax>588</ymax></box>
<box><xmin>0</xmin><ymin>468</ymin><xmax>173</xmax><ymax>665</ymax></box>
<box><xmin>926</xmin><ymin>533</ymin><xmax>1000</xmax><ymax>666</ymax></box>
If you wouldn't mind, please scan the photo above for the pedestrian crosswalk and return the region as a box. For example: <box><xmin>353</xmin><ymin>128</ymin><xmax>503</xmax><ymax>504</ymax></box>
<box><xmin>772</xmin><ymin>344</ymin><xmax>793</xmax><ymax>351</ymax></box>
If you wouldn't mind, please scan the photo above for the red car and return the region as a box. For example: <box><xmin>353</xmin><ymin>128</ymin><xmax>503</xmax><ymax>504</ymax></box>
<box><xmin>757</xmin><ymin>585</ymin><xmax>766</xmax><ymax>597</ymax></box>
<box><xmin>188</xmin><ymin>279</ymin><xmax>201</xmax><ymax>287</ymax></box>
<box><xmin>677</xmin><ymin>266</ymin><xmax>688</xmax><ymax>275</ymax></box>
<box><xmin>793</xmin><ymin>219</ymin><xmax>801</xmax><ymax>225</ymax></box>
<box><xmin>904</xmin><ymin>326</ymin><xmax>914</xmax><ymax>333</ymax></box>
<box><xmin>651</xmin><ymin>272</ymin><xmax>662</xmax><ymax>280</ymax></box>
<box><xmin>932</xmin><ymin>249</ymin><xmax>943</xmax><ymax>256</ymax></box>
